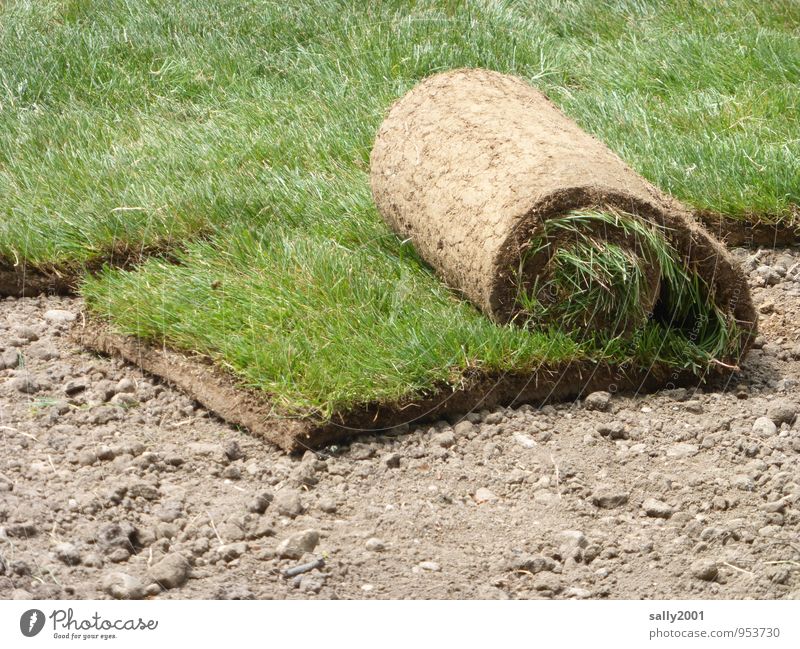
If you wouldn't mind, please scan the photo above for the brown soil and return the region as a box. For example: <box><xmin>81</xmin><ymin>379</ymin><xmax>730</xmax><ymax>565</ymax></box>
<box><xmin>0</xmin><ymin>246</ymin><xmax>798</xmax><ymax>601</ymax></box>
<box><xmin>698</xmin><ymin>210</ymin><xmax>800</xmax><ymax>248</ymax></box>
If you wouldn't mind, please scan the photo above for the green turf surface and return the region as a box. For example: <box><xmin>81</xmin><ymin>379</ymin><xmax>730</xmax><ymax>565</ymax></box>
<box><xmin>1</xmin><ymin>0</ymin><xmax>797</xmax><ymax>266</ymax></box>
<box><xmin>1</xmin><ymin>0</ymin><xmax>790</xmax><ymax>415</ymax></box>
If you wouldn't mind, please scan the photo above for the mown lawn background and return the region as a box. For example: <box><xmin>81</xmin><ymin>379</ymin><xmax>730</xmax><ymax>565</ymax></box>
<box><xmin>1</xmin><ymin>0</ymin><xmax>797</xmax><ymax>415</ymax></box>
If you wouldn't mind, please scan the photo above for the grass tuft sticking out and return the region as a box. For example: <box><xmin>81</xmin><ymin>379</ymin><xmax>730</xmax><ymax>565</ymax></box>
<box><xmin>516</xmin><ymin>208</ymin><xmax>740</xmax><ymax>369</ymax></box>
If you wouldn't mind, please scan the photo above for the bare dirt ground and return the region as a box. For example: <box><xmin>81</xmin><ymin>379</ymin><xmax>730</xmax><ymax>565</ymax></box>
<box><xmin>1</xmin><ymin>247</ymin><xmax>798</xmax><ymax>600</ymax></box>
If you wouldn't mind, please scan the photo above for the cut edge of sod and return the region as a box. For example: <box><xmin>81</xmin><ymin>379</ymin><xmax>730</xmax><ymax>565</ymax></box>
<box><xmin>74</xmin><ymin>317</ymin><xmax>728</xmax><ymax>453</ymax></box>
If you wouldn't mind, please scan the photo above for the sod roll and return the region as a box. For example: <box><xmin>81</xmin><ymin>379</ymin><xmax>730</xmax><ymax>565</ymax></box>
<box><xmin>370</xmin><ymin>69</ymin><xmax>756</xmax><ymax>349</ymax></box>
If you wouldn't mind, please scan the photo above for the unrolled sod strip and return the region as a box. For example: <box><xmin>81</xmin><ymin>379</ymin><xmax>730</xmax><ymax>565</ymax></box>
<box><xmin>370</xmin><ymin>68</ymin><xmax>756</xmax><ymax>355</ymax></box>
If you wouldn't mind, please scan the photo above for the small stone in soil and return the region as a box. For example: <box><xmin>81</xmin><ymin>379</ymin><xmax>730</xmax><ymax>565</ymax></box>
<box><xmin>690</xmin><ymin>558</ymin><xmax>719</xmax><ymax>582</ymax></box>
<box><xmin>666</xmin><ymin>443</ymin><xmax>698</xmax><ymax>459</ymax></box>
<box><xmin>147</xmin><ymin>553</ymin><xmax>191</xmax><ymax>589</ymax></box>
<box><xmin>216</xmin><ymin>543</ymin><xmax>247</xmax><ymax>562</ymax></box>
<box><xmin>474</xmin><ymin>487</ymin><xmax>499</xmax><ymax>503</ymax></box>
<box><xmin>591</xmin><ymin>487</ymin><xmax>629</xmax><ymax>509</ymax></box>
<box><xmin>432</xmin><ymin>431</ymin><xmax>456</xmax><ymax>448</ymax></box>
<box><xmin>223</xmin><ymin>440</ymin><xmax>244</xmax><ymax>461</ymax></box>
<box><xmin>584</xmin><ymin>391</ymin><xmax>612</xmax><ymax>411</ymax></box>
<box><xmin>10</xmin><ymin>376</ymin><xmax>40</xmax><ymax>394</ymax></box>
<box><xmin>365</xmin><ymin>537</ymin><xmax>386</xmax><ymax>552</ymax></box>
<box><xmin>382</xmin><ymin>452</ymin><xmax>401</xmax><ymax>468</ymax></box>
<box><xmin>752</xmin><ymin>417</ymin><xmax>777</xmax><ymax>437</ymax></box>
<box><xmin>274</xmin><ymin>490</ymin><xmax>303</xmax><ymax>518</ymax></box>
<box><xmin>318</xmin><ymin>497</ymin><xmax>338</xmax><ymax>514</ymax></box>
<box><xmin>44</xmin><ymin>309</ymin><xmax>77</xmax><ymax>323</ymax></box>
<box><xmin>766</xmin><ymin>400</ymin><xmax>798</xmax><ymax>426</ymax></box>
<box><xmin>101</xmin><ymin>572</ymin><xmax>145</xmax><ymax>600</ymax></box>
<box><xmin>453</xmin><ymin>420</ymin><xmax>475</xmax><ymax>437</ymax></box>
<box><xmin>596</xmin><ymin>421</ymin><xmax>628</xmax><ymax>440</ymax></box>
<box><xmin>0</xmin><ymin>349</ymin><xmax>19</xmax><ymax>370</ymax></box>
<box><xmin>642</xmin><ymin>497</ymin><xmax>674</xmax><ymax>519</ymax></box>
<box><xmin>54</xmin><ymin>542</ymin><xmax>82</xmax><ymax>566</ymax></box>
<box><xmin>247</xmin><ymin>492</ymin><xmax>273</xmax><ymax>514</ymax></box>
<box><xmin>276</xmin><ymin>529</ymin><xmax>320</xmax><ymax>560</ymax></box>
<box><xmin>558</xmin><ymin>530</ymin><xmax>588</xmax><ymax>549</ymax></box>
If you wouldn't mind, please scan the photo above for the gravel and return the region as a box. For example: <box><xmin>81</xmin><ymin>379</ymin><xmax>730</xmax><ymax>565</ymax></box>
<box><xmin>1</xmin><ymin>252</ymin><xmax>799</xmax><ymax>600</ymax></box>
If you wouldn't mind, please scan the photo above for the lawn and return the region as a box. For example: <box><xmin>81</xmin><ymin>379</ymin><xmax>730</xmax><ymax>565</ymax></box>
<box><xmin>1</xmin><ymin>0</ymin><xmax>796</xmax><ymax>417</ymax></box>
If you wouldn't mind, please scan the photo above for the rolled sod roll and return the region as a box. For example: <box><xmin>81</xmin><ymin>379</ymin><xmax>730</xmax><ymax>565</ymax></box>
<box><xmin>370</xmin><ymin>69</ymin><xmax>756</xmax><ymax>346</ymax></box>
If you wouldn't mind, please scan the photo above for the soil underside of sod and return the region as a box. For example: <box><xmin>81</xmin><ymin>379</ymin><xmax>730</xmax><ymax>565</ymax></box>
<box><xmin>75</xmin><ymin>319</ymin><xmax>721</xmax><ymax>453</ymax></box>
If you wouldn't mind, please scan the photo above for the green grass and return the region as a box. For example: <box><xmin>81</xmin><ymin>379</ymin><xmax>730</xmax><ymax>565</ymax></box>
<box><xmin>0</xmin><ymin>0</ymin><xmax>788</xmax><ymax>415</ymax></box>
<box><xmin>1</xmin><ymin>0</ymin><xmax>797</xmax><ymax>267</ymax></box>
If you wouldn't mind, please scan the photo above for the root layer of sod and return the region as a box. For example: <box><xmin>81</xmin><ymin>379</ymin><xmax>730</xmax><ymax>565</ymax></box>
<box><xmin>76</xmin><ymin>319</ymin><xmax>717</xmax><ymax>453</ymax></box>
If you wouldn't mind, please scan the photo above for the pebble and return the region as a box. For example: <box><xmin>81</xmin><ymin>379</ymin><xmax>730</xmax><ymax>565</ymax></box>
<box><xmin>44</xmin><ymin>309</ymin><xmax>77</xmax><ymax>323</ymax></box>
<box><xmin>382</xmin><ymin>452</ymin><xmax>401</xmax><ymax>468</ymax></box>
<box><xmin>642</xmin><ymin>498</ymin><xmax>674</xmax><ymax>519</ymax></box>
<box><xmin>101</xmin><ymin>572</ymin><xmax>145</xmax><ymax>600</ymax></box>
<box><xmin>767</xmin><ymin>400</ymin><xmax>798</xmax><ymax>426</ymax></box>
<box><xmin>221</xmin><ymin>465</ymin><xmax>242</xmax><ymax>480</ymax></box>
<box><xmin>752</xmin><ymin>417</ymin><xmax>777</xmax><ymax>437</ymax></box>
<box><xmin>247</xmin><ymin>492</ymin><xmax>273</xmax><ymax>514</ymax></box>
<box><xmin>64</xmin><ymin>378</ymin><xmax>88</xmax><ymax>396</ymax></box>
<box><xmin>96</xmin><ymin>522</ymin><xmax>137</xmax><ymax>554</ymax></box>
<box><xmin>596</xmin><ymin>421</ymin><xmax>628</xmax><ymax>440</ymax></box>
<box><xmin>10</xmin><ymin>376</ymin><xmax>40</xmax><ymax>394</ymax></box>
<box><xmin>666</xmin><ymin>443</ymin><xmax>698</xmax><ymax>459</ymax></box>
<box><xmin>513</xmin><ymin>433</ymin><xmax>537</xmax><ymax>449</ymax></box>
<box><xmin>484</xmin><ymin>411</ymin><xmax>504</xmax><ymax>425</ymax></box>
<box><xmin>276</xmin><ymin>529</ymin><xmax>320</xmax><ymax>560</ymax></box>
<box><xmin>591</xmin><ymin>486</ymin><xmax>629</xmax><ymax>509</ymax></box>
<box><xmin>12</xmin><ymin>325</ymin><xmax>38</xmax><ymax>342</ymax></box>
<box><xmin>533</xmin><ymin>573</ymin><xmax>563</xmax><ymax>593</ymax></box>
<box><xmin>147</xmin><ymin>553</ymin><xmax>191</xmax><ymax>589</ymax></box>
<box><xmin>110</xmin><ymin>392</ymin><xmax>137</xmax><ymax>407</ymax></box>
<box><xmin>365</xmin><ymin>537</ymin><xmax>386</xmax><ymax>552</ymax></box>
<box><xmin>83</xmin><ymin>553</ymin><xmax>104</xmax><ymax>568</ymax></box>
<box><xmin>584</xmin><ymin>391</ymin><xmax>612</xmax><ymax>411</ymax></box>
<box><xmin>558</xmin><ymin>530</ymin><xmax>588</xmax><ymax>549</ymax></box>
<box><xmin>318</xmin><ymin>497</ymin><xmax>338</xmax><ymax>514</ymax></box>
<box><xmin>274</xmin><ymin>490</ymin><xmax>303</xmax><ymax>518</ymax></box>
<box><xmin>4</xmin><ymin>521</ymin><xmax>37</xmax><ymax>538</ymax></box>
<box><xmin>223</xmin><ymin>440</ymin><xmax>244</xmax><ymax>462</ymax></box>
<box><xmin>347</xmin><ymin>443</ymin><xmax>374</xmax><ymax>461</ymax></box>
<box><xmin>453</xmin><ymin>420</ymin><xmax>475</xmax><ymax>437</ymax></box>
<box><xmin>418</xmin><ymin>561</ymin><xmax>441</xmax><ymax>572</ymax></box>
<box><xmin>432</xmin><ymin>431</ymin><xmax>456</xmax><ymax>448</ymax></box>
<box><xmin>474</xmin><ymin>487</ymin><xmax>499</xmax><ymax>503</ymax></box>
<box><xmin>216</xmin><ymin>543</ymin><xmax>247</xmax><ymax>562</ymax></box>
<box><xmin>690</xmin><ymin>558</ymin><xmax>719</xmax><ymax>582</ymax></box>
<box><xmin>0</xmin><ymin>349</ymin><xmax>19</xmax><ymax>369</ymax></box>
<box><xmin>54</xmin><ymin>542</ymin><xmax>82</xmax><ymax>566</ymax></box>
<box><xmin>505</xmin><ymin>554</ymin><xmax>557</xmax><ymax>574</ymax></box>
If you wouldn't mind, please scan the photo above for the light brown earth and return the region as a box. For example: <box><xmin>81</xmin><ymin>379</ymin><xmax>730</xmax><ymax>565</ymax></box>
<box><xmin>1</xmin><ymin>246</ymin><xmax>798</xmax><ymax>600</ymax></box>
